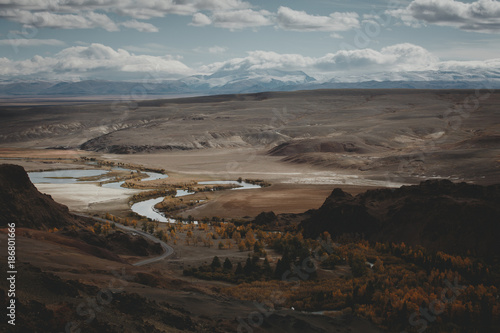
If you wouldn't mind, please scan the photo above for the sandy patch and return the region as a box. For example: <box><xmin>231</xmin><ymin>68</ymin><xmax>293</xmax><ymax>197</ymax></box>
<box><xmin>103</xmin><ymin>148</ymin><xmax>314</xmax><ymax>182</ymax></box>
<box><xmin>35</xmin><ymin>183</ymin><xmax>140</xmax><ymax>212</ymax></box>
<box><xmin>281</xmin><ymin>174</ymin><xmax>408</xmax><ymax>188</ymax></box>
<box><xmin>178</xmin><ymin>183</ymin><xmax>373</xmax><ymax>219</ymax></box>
<box><xmin>0</xmin><ymin>147</ymin><xmax>89</xmax><ymax>159</ymax></box>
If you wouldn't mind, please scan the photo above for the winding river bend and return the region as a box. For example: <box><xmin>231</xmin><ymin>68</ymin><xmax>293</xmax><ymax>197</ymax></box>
<box><xmin>29</xmin><ymin>168</ymin><xmax>260</xmax><ymax>223</ymax></box>
<box><xmin>130</xmin><ymin>197</ymin><xmax>175</xmax><ymax>223</ymax></box>
<box><xmin>130</xmin><ymin>180</ymin><xmax>262</xmax><ymax>222</ymax></box>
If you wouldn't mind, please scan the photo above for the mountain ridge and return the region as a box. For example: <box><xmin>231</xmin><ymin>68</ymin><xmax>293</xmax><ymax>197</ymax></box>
<box><xmin>1</xmin><ymin>67</ymin><xmax>499</xmax><ymax>96</ymax></box>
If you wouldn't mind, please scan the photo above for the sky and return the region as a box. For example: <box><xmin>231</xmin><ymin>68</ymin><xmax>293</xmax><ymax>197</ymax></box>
<box><xmin>0</xmin><ymin>0</ymin><xmax>500</xmax><ymax>82</ymax></box>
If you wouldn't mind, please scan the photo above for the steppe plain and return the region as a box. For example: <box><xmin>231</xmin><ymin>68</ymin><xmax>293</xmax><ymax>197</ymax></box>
<box><xmin>1</xmin><ymin>89</ymin><xmax>498</xmax><ymax>218</ymax></box>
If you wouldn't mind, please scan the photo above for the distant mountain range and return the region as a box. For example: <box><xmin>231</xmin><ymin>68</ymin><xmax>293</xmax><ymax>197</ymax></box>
<box><xmin>1</xmin><ymin>68</ymin><xmax>499</xmax><ymax>96</ymax></box>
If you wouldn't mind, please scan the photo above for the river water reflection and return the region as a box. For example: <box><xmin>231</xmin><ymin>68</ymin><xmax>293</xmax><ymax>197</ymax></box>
<box><xmin>29</xmin><ymin>168</ymin><xmax>259</xmax><ymax>223</ymax></box>
<box><xmin>28</xmin><ymin>169</ymin><xmax>108</xmax><ymax>184</ymax></box>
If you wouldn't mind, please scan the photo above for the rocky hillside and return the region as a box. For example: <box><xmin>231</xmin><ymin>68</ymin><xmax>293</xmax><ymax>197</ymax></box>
<box><xmin>0</xmin><ymin>164</ymin><xmax>81</xmax><ymax>229</ymax></box>
<box><xmin>300</xmin><ymin>179</ymin><xmax>500</xmax><ymax>257</ymax></box>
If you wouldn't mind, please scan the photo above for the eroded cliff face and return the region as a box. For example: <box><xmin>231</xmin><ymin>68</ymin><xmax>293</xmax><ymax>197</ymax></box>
<box><xmin>0</xmin><ymin>164</ymin><xmax>80</xmax><ymax>229</ymax></box>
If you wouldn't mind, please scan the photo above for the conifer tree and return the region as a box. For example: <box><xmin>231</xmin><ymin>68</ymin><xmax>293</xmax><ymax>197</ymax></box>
<box><xmin>263</xmin><ymin>257</ymin><xmax>272</xmax><ymax>278</ymax></box>
<box><xmin>235</xmin><ymin>262</ymin><xmax>243</xmax><ymax>275</ymax></box>
<box><xmin>211</xmin><ymin>256</ymin><xmax>221</xmax><ymax>270</ymax></box>
<box><xmin>243</xmin><ymin>257</ymin><xmax>253</xmax><ymax>275</ymax></box>
<box><xmin>223</xmin><ymin>257</ymin><xmax>233</xmax><ymax>270</ymax></box>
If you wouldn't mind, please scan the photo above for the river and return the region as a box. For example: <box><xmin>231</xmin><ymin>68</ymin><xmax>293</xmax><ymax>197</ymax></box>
<box><xmin>28</xmin><ymin>168</ymin><xmax>260</xmax><ymax>223</ymax></box>
<box><xmin>130</xmin><ymin>181</ymin><xmax>261</xmax><ymax>222</ymax></box>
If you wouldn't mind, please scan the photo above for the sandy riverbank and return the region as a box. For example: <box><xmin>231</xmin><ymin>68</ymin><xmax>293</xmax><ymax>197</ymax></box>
<box><xmin>35</xmin><ymin>183</ymin><xmax>141</xmax><ymax>212</ymax></box>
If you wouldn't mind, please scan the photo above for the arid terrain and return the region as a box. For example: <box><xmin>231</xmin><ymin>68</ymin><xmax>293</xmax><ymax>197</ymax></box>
<box><xmin>0</xmin><ymin>89</ymin><xmax>499</xmax><ymax>333</ymax></box>
<box><xmin>1</xmin><ymin>89</ymin><xmax>499</xmax><ymax>217</ymax></box>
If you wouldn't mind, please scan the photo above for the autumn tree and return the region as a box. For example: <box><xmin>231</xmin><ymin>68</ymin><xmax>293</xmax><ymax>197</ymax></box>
<box><xmin>349</xmin><ymin>253</ymin><xmax>367</xmax><ymax>277</ymax></box>
<box><xmin>94</xmin><ymin>223</ymin><xmax>102</xmax><ymax>234</ymax></box>
<box><xmin>156</xmin><ymin>229</ymin><xmax>165</xmax><ymax>241</ymax></box>
<box><xmin>232</xmin><ymin>231</ymin><xmax>242</xmax><ymax>242</ymax></box>
<box><xmin>101</xmin><ymin>222</ymin><xmax>111</xmax><ymax>235</ymax></box>
<box><xmin>147</xmin><ymin>222</ymin><xmax>155</xmax><ymax>234</ymax></box>
<box><xmin>253</xmin><ymin>241</ymin><xmax>266</xmax><ymax>257</ymax></box>
<box><xmin>373</xmin><ymin>257</ymin><xmax>385</xmax><ymax>273</ymax></box>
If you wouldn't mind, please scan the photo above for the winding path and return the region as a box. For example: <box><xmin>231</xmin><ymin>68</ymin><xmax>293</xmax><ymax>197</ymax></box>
<box><xmin>73</xmin><ymin>213</ymin><xmax>174</xmax><ymax>266</ymax></box>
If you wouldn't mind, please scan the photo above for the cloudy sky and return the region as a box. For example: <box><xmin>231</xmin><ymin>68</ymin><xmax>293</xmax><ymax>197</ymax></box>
<box><xmin>0</xmin><ymin>0</ymin><xmax>500</xmax><ymax>82</ymax></box>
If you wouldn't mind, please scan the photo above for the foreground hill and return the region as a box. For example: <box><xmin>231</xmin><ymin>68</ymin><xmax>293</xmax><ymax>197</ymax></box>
<box><xmin>300</xmin><ymin>180</ymin><xmax>500</xmax><ymax>257</ymax></box>
<box><xmin>0</xmin><ymin>162</ymin><xmax>383</xmax><ymax>332</ymax></box>
<box><xmin>0</xmin><ymin>164</ymin><xmax>81</xmax><ymax>229</ymax></box>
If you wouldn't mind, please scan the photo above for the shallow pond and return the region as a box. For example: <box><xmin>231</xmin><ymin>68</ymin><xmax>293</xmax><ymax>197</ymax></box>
<box><xmin>143</xmin><ymin>171</ymin><xmax>169</xmax><ymax>181</ymax></box>
<box><xmin>176</xmin><ymin>189</ymin><xmax>195</xmax><ymax>197</ymax></box>
<box><xmin>29</xmin><ymin>169</ymin><xmax>109</xmax><ymax>184</ymax></box>
<box><xmin>101</xmin><ymin>181</ymin><xmax>130</xmax><ymax>190</ymax></box>
<box><xmin>197</xmin><ymin>180</ymin><xmax>261</xmax><ymax>190</ymax></box>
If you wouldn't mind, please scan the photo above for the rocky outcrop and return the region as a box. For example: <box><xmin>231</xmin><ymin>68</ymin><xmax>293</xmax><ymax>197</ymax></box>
<box><xmin>0</xmin><ymin>164</ymin><xmax>80</xmax><ymax>229</ymax></box>
<box><xmin>300</xmin><ymin>180</ymin><xmax>500</xmax><ymax>257</ymax></box>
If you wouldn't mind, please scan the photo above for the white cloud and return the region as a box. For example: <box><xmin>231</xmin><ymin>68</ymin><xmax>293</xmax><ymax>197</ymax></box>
<box><xmin>200</xmin><ymin>43</ymin><xmax>500</xmax><ymax>83</ymax></box>
<box><xmin>201</xmin><ymin>9</ymin><xmax>274</xmax><ymax>30</ymax></box>
<box><xmin>330</xmin><ymin>33</ymin><xmax>343</xmax><ymax>39</ymax></box>
<box><xmin>199</xmin><ymin>50</ymin><xmax>316</xmax><ymax>73</ymax></box>
<box><xmin>0</xmin><ymin>0</ymin><xmax>208</xmax><ymax>12</ymax></box>
<box><xmin>190</xmin><ymin>12</ymin><xmax>212</xmax><ymax>26</ymax></box>
<box><xmin>114</xmin><ymin>3</ymin><xmax>195</xmax><ymax>19</ymax></box>
<box><xmin>201</xmin><ymin>43</ymin><xmax>444</xmax><ymax>75</ymax></box>
<box><xmin>0</xmin><ymin>38</ymin><xmax>65</xmax><ymax>47</ymax></box>
<box><xmin>194</xmin><ymin>0</ymin><xmax>251</xmax><ymax>12</ymax></box>
<box><xmin>0</xmin><ymin>0</ymin><xmax>260</xmax><ymax>32</ymax></box>
<box><xmin>0</xmin><ymin>0</ymin><xmax>364</xmax><ymax>33</ymax></box>
<box><xmin>315</xmin><ymin>43</ymin><xmax>440</xmax><ymax>72</ymax></box>
<box><xmin>276</xmin><ymin>6</ymin><xmax>359</xmax><ymax>32</ymax></box>
<box><xmin>120</xmin><ymin>19</ymin><xmax>158</xmax><ymax>32</ymax></box>
<box><xmin>123</xmin><ymin>43</ymin><xmax>178</xmax><ymax>54</ymax></box>
<box><xmin>208</xmin><ymin>46</ymin><xmax>228</xmax><ymax>54</ymax></box>
<box><xmin>0</xmin><ymin>0</ymin><xmax>252</xmax><ymax>20</ymax></box>
<box><xmin>438</xmin><ymin>58</ymin><xmax>500</xmax><ymax>71</ymax></box>
<box><xmin>193</xmin><ymin>45</ymin><xmax>228</xmax><ymax>54</ymax></box>
<box><xmin>114</xmin><ymin>0</ymin><xmax>252</xmax><ymax>18</ymax></box>
<box><xmin>0</xmin><ymin>9</ymin><xmax>120</xmax><ymax>31</ymax></box>
<box><xmin>388</xmin><ymin>0</ymin><xmax>500</xmax><ymax>33</ymax></box>
<box><xmin>0</xmin><ymin>43</ymin><xmax>194</xmax><ymax>79</ymax></box>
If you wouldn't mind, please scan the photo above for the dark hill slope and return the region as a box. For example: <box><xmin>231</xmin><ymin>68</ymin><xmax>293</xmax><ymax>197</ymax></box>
<box><xmin>300</xmin><ymin>180</ymin><xmax>500</xmax><ymax>257</ymax></box>
<box><xmin>0</xmin><ymin>164</ymin><xmax>80</xmax><ymax>229</ymax></box>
